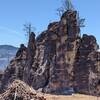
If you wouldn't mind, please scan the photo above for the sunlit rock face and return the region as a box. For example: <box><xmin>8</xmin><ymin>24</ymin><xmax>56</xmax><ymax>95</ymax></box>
<box><xmin>42</xmin><ymin>10</ymin><xmax>80</xmax><ymax>94</ymax></box>
<box><xmin>0</xmin><ymin>10</ymin><xmax>100</xmax><ymax>96</ymax></box>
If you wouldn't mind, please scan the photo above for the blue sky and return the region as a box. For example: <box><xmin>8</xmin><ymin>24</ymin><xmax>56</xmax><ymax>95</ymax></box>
<box><xmin>0</xmin><ymin>0</ymin><xmax>100</xmax><ymax>47</ymax></box>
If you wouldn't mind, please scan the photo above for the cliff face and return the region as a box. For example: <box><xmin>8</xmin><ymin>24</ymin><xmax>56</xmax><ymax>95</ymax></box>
<box><xmin>0</xmin><ymin>10</ymin><xmax>100</xmax><ymax>96</ymax></box>
<box><xmin>43</xmin><ymin>10</ymin><xmax>80</xmax><ymax>94</ymax></box>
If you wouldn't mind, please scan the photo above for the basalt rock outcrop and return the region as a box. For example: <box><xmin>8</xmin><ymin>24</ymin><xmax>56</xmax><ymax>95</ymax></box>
<box><xmin>0</xmin><ymin>10</ymin><xmax>100</xmax><ymax>96</ymax></box>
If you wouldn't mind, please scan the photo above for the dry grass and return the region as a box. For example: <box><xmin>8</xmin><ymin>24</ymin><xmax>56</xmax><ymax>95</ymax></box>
<box><xmin>42</xmin><ymin>94</ymin><xmax>100</xmax><ymax>100</ymax></box>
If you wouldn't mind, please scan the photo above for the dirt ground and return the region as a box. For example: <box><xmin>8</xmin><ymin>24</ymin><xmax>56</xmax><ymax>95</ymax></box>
<box><xmin>42</xmin><ymin>94</ymin><xmax>100</xmax><ymax>100</ymax></box>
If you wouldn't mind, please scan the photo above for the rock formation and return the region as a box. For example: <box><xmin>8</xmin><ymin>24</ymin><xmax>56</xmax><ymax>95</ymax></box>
<box><xmin>0</xmin><ymin>9</ymin><xmax>100</xmax><ymax>96</ymax></box>
<box><xmin>74</xmin><ymin>34</ymin><xmax>100</xmax><ymax>95</ymax></box>
<box><xmin>43</xmin><ymin>10</ymin><xmax>80</xmax><ymax>94</ymax></box>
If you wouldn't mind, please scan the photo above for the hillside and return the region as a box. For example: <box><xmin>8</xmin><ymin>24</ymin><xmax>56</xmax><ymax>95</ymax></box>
<box><xmin>0</xmin><ymin>45</ymin><xmax>18</xmax><ymax>69</ymax></box>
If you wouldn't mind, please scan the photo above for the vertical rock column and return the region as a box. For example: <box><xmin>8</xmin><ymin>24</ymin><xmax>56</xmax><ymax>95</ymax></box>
<box><xmin>74</xmin><ymin>34</ymin><xmax>99</xmax><ymax>95</ymax></box>
<box><xmin>44</xmin><ymin>10</ymin><xmax>80</xmax><ymax>94</ymax></box>
<box><xmin>23</xmin><ymin>32</ymin><xmax>36</xmax><ymax>85</ymax></box>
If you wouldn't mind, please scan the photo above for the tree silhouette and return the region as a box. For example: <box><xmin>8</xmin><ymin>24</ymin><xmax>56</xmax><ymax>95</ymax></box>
<box><xmin>23</xmin><ymin>23</ymin><xmax>35</xmax><ymax>44</ymax></box>
<box><xmin>57</xmin><ymin>0</ymin><xmax>74</xmax><ymax>17</ymax></box>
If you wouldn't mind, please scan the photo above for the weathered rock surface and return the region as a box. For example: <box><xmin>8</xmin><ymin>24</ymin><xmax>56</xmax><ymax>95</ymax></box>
<box><xmin>0</xmin><ymin>70</ymin><xmax>3</xmax><ymax>88</ymax></box>
<box><xmin>0</xmin><ymin>10</ymin><xmax>100</xmax><ymax>96</ymax></box>
<box><xmin>74</xmin><ymin>34</ymin><xmax>100</xmax><ymax>95</ymax></box>
<box><xmin>24</xmin><ymin>32</ymin><xmax>36</xmax><ymax>85</ymax></box>
<box><xmin>43</xmin><ymin>10</ymin><xmax>80</xmax><ymax>94</ymax></box>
